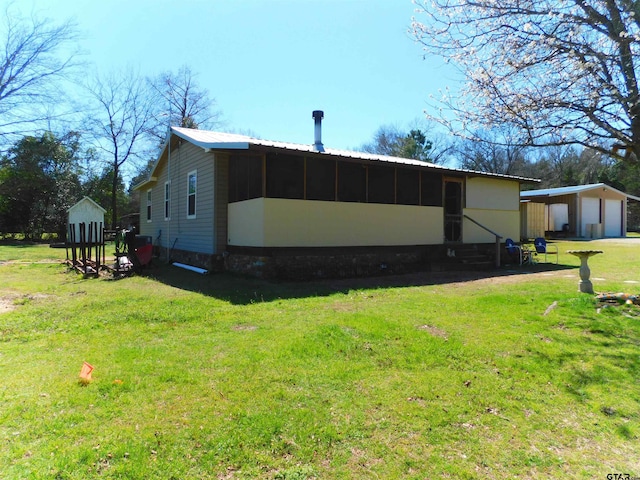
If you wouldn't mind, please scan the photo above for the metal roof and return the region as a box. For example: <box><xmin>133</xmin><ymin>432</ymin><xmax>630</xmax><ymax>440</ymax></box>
<box><xmin>521</xmin><ymin>183</ymin><xmax>640</xmax><ymax>202</ymax></box>
<box><xmin>135</xmin><ymin>126</ymin><xmax>540</xmax><ymax>189</ymax></box>
<box><xmin>169</xmin><ymin>127</ymin><xmax>539</xmax><ymax>181</ymax></box>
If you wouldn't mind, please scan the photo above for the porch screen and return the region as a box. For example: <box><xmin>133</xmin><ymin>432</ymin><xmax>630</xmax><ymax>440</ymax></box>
<box><xmin>306</xmin><ymin>157</ymin><xmax>335</xmax><ymax>201</ymax></box>
<box><xmin>367</xmin><ymin>165</ymin><xmax>395</xmax><ymax>204</ymax></box>
<box><xmin>229</xmin><ymin>154</ymin><xmax>263</xmax><ymax>203</ymax></box>
<box><xmin>396</xmin><ymin>169</ymin><xmax>420</xmax><ymax>205</ymax></box>
<box><xmin>421</xmin><ymin>172</ymin><xmax>443</xmax><ymax>206</ymax></box>
<box><xmin>266</xmin><ymin>153</ymin><xmax>304</xmax><ymax>199</ymax></box>
<box><xmin>337</xmin><ymin>161</ymin><xmax>366</xmax><ymax>202</ymax></box>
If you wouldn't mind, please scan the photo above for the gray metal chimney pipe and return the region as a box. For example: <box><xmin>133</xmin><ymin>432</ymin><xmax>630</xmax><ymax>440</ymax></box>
<box><xmin>312</xmin><ymin>110</ymin><xmax>324</xmax><ymax>152</ymax></box>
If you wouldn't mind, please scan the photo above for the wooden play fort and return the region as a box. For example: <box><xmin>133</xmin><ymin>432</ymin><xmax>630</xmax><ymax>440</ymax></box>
<box><xmin>65</xmin><ymin>222</ymin><xmax>153</xmax><ymax>276</ymax></box>
<box><xmin>65</xmin><ymin>198</ymin><xmax>152</xmax><ymax>277</ymax></box>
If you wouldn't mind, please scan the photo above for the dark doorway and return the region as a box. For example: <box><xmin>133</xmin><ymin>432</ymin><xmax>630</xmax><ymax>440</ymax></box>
<box><xmin>444</xmin><ymin>179</ymin><xmax>463</xmax><ymax>242</ymax></box>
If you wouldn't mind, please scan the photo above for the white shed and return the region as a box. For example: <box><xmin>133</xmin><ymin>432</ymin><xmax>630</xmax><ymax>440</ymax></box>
<box><xmin>67</xmin><ymin>197</ymin><xmax>106</xmax><ymax>243</ymax></box>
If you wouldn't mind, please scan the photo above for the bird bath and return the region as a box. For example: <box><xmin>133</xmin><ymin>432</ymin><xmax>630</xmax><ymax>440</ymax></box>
<box><xmin>567</xmin><ymin>250</ymin><xmax>603</xmax><ymax>294</ymax></box>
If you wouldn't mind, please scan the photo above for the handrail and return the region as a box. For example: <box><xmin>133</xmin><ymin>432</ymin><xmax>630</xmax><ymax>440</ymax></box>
<box><xmin>463</xmin><ymin>215</ymin><xmax>503</xmax><ymax>239</ymax></box>
<box><xmin>463</xmin><ymin>214</ymin><xmax>503</xmax><ymax>268</ymax></box>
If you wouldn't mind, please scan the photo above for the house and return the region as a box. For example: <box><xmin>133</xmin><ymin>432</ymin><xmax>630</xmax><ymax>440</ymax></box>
<box><xmin>67</xmin><ymin>196</ymin><xmax>106</xmax><ymax>244</ymax></box>
<box><xmin>520</xmin><ymin>183</ymin><xmax>640</xmax><ymax>238</ymax></box>
<box><xmin>135</xmin><ymin>113</ymin><xmax>537</xmax><ymax>279</ymax></box>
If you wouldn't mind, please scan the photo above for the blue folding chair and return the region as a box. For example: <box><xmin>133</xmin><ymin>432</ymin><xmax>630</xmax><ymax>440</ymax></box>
<box><xmin>506</xmin><ymin>238</ymin><xmax>530</xmax><ymax>265</ymax></box>
<box><xmin>533</xmin><ymin>237</ymin><xmax>558</xmax><ymax>264</ymax></box>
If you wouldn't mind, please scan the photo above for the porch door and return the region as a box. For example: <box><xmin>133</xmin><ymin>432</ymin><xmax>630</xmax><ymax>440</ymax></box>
<box><xmin>444</xmin><ymin>178</ymin><xmax>463</xmax><ymax>242</ymax></box>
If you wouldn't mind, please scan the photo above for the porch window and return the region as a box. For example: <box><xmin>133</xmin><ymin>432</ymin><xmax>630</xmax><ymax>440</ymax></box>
<box><xmin>229</xmin><ymin>154</ymin><xmax>263</xmax><ymax>202</ymax></box>
<box><xmin>367</xmin><ymin>165</ymin><xmax>395</xmax><ymax>204</ymax></box>
<box><xmin>266</xmin><ymin>153</ymin><xmax>304</xmax><ymax>199</ymax></box>
<box><xmin>306</xmin><ymin>157</ymin><xmax>335</xmax><ymax>201</ymax></box>
<box><xmin>421</xmin><ymin>172</ymin><xmax>443</xmax><ymax>207</ymax></box>
<box><xmin>187</xmin><ymin>170</ymin><xmax>196</xmax><ymax>218</ymax></box>
<box><xmin>146</xmin><ymin>189</ymin><xmax>152</xmax><ymax>222</ymax></box>
<box><xmin>337</xmin><ymin>161</ymin><xmax>366</xmax><ymax>202</ymax></box>
<box><xmin>164</xmin><ymin>182</ymin><xmax>170</xmax><ymax>220</ymax></box>
<box><xmin>396</xmin><ymin>169</ymin><xmax>420</xmax><ymax>205</ymax></box>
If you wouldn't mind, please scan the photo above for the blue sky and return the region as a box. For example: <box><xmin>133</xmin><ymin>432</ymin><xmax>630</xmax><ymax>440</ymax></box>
<box><xmin>19</xmin><ymin>0</ymin><xmax>459</xmax><ymax>151</ymax></box>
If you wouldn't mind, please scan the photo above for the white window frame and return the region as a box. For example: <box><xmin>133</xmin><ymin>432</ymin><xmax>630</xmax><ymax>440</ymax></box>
<box><xmin>164</xmin><ymin>181</ymin><xmax>171</xmax><ymax>221</ymax></box>
<box><xmin>187</xmin><ymin>170</ymin><xmax>197</xmax><ymax>219</ymax></box>
<box><xmin>146</xmin><ymin>189</ymin><xmax>152</xmax><ymax>223</ymax></box>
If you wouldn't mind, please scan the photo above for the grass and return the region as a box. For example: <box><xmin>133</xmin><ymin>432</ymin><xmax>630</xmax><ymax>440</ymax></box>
<box><xmin>0</xmin><ymin>240</ymin><xmax>639</xmax><ymax>478</ymax></box>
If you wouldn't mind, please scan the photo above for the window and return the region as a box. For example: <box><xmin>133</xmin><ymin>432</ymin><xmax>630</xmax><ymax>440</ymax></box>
<box><xmin>266</xmin><ymin>153</ymin><xmax>304</xmax><ymax>199</ymax></box>
<box><xmin>367</xmin><ymin>165</ymin><xmax>395</xmax><ymax>204</ymax></box>
<box><xmin>421</xmin><ymin>172</ymin><xmax>443</xmax><ymax>206</ymax></box>
<box><xmin>164</xmin><ymin>182</ymin><xmax>170</xmax><ymax>220</ymax></box>
<box><xmin>306</xmin><ymin>157</ymin><xmax>335</xmax><ymax>201</ymax></box>
<box><xmin>396</xmin><ymin>168</ymin><xmax>420</xmax><ymax>205</ymax></box>
<box><xmin>146</xmin><ymin>189</ymin><xmax>152</xmax><ymax>222</ymax></box>
<box><xmin>229</xmin><ymin>154</ymin><xmax>263</xmax><ymax>203</ymax></box>
<box><xmin>187</xmin><ymin>170</ymin><xmax>196</xmax><ymax>218</ymax></box>
<box><xmin>337</xmin><ymin>161</ymin><xmax>366</xmax><ymax>202</ymax></box>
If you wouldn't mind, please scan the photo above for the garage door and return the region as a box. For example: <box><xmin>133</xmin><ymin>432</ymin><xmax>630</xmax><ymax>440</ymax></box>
<box><xmin>604</xmin><ymin>199</ymin><xmax>623</xmax><ymax>237</ymax></box>
<box><xmin>581</xmin><ymin>197</ymin><xmax>600</xmax><ymax>237</ymax></box>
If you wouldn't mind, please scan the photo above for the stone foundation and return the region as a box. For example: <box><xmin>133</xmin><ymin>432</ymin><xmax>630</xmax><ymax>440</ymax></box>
<box><xmin>224</xmin><ymin>246</ymin><xmax>445</xmax><ymax>281</ymax></box>
<box><xmin>159</xmin><ymin>247</ymin><xmax>225</xmax><ymax>272</ymax></box>
<box><xmin>156</xmin><ymin>244</ymin><xmax>498</xmax><ymax>281</ymax></box>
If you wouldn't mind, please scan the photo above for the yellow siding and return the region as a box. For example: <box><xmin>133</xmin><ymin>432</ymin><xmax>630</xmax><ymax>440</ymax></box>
<box><xmin>228</xmin><ymin>198</ymin><xmax>443</xmax><ymax>247</ymax></box>
<box><xmin>466</xmin><ymin>177</ymin><xmax>520</xmax><ymax>211</ymax></box>
<box><xmin>228</xmin><ymin>199</ymin><xmax>265</xmax><ymax>246</ymax></box>
<box><xmin>463</xmin><ymin>208</ymin><xmax>520</xmax><ymax>243</ymax></box>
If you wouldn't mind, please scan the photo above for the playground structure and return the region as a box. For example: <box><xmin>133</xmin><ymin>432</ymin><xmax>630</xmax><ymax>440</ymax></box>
<box><xmin>66</xmin><ymin>221</ymin><xmax>105</xmax><ymax>276</ymax></box>
<box><xmin>66</xmin><ymin>222</ymin><xmax>152</xmax><ymax>277</ymax></box>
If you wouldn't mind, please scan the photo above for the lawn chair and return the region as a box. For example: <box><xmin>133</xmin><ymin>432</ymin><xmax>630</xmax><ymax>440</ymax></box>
<box><xmin>505</xmin><ymin>238</ymin><xmax>531</xmax><ymax>265</ymax></box>
<box><xmin>533</xmin><ymin>237</ymin><xmax>558</xmax><ymax>264</ymax></box>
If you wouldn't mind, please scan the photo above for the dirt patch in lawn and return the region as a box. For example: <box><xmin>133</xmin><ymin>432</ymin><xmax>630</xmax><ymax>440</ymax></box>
<box><xmin>0</xmin><ymin>293</ymin><xmax>52</xmax><ymax>314</ymax></box>
<box><xmin>0</xmin><ymin>297</ymin><xmax>16</xmax><ymax>314</ymax></box>
<box><xmin>231</xmin><ymin>324</ymin><xmax>258</xmax><ymax>331</ymax></box>
<box><xmin>418</xmin><ymin>324</ymin><xmax>449</xmax><ymax>340</ymax></box>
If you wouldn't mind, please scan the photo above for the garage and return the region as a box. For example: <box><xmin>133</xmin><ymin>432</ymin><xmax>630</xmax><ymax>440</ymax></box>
<box><xmin>521</xmin><ymin>183</ymin><xmax>640</xmax><ymax>238</ymax></box>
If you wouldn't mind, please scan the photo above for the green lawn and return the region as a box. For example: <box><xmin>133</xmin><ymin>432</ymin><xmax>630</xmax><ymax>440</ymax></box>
<box><xmin>0</xmin><ymin>240</ymin><xmax>639</xmax><ymax>479</ymax></box>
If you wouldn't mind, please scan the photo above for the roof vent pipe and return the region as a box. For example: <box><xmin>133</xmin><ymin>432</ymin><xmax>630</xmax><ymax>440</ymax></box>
<box><xmin>312</xmin><ymin>110</ymin><xmax>324</xmax><ymax>152</ymax></box>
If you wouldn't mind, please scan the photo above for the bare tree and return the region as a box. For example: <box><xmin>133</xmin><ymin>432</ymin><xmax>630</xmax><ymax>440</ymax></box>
<box><xmin>149</xmin><ymin>65</ymin><xmax>221</xmax><ymax>140</ymax></box>
<box><xmin>0</xmin><ymin>4</ymin><xmax>80</xmax><ymax>141</ymax></box>
<box><xmin>84</xmin><ymin>69</ymin><xmax>157</xmax><ymax>229</ymax></box>
<box><xmin>455</xmin><ymin>127</ymin><xmax>529</xmax><ymax>175</ymax></box>
<box><xmin>360</xmin><ymin>122</ymin><xmax>452</xmax><ymax>164</ymax></box>
<box><xmin>412</xmin><ymin>0</ymin><xmax>640</xmax><ymax>162</ymax></box>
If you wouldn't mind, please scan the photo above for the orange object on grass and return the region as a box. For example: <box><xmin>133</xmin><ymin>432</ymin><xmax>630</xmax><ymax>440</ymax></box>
<box><xmin>79</xmin><ymin>361</ymin><xmax>94</xmax><ymax>381</ymax></box>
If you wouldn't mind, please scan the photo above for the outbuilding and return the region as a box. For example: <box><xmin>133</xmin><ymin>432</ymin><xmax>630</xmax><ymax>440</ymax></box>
<box><xmin>520</xmin><ymin>183</ymin><xmax>640</xmax><ymax>238</ymax></box>
<box><xmin>67</xmin><ymin>197</ymin><xmax>106</xmax><ymax>244</ymax></box>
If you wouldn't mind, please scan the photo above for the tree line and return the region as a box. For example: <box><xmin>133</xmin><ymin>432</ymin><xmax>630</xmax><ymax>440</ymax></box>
<box><xmin>0</xmin><ymin>5</ymin><xmax>219</xmax><ymax>239</ymax></box>
<box><xmin>3</xmin><ymin>1</ymin><xmax>640</xmax><ymax>239</ymax></box>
